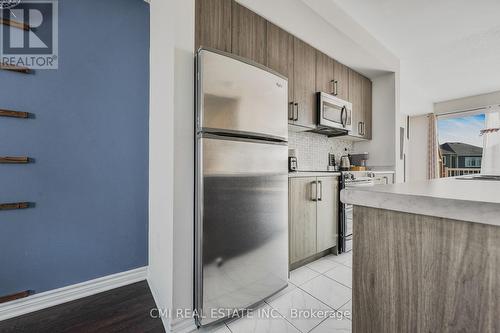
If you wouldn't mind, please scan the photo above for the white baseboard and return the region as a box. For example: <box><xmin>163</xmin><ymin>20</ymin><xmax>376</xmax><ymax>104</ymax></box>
<box><xmin>0</xmin><ymin>266</ymin><xmax>148</xmax><ymax>321</ymax></box>
<box><xmin>146</xmin><ymin>280</ymin><xmax>197</xmax><ymax>333</ymax></box>
<box><xmin>169</xmin><ymin>317</ymin><xmax>197</xmax><ymax>333</ymax></box>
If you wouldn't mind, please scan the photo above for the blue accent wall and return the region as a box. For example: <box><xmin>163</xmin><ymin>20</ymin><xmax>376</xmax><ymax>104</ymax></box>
<box><xmin>0</xmin><ymin>0</ymin><xmax>149</xmax><ymax>295</ymax></box>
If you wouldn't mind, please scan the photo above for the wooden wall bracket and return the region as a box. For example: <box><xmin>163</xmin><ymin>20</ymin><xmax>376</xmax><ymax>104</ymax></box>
<box><xmin>0</xmin><ymin>109</ymin><xmax>30</xmax><ymax>118</ymax></box>
<box><xmin>0</xmin><ymin>157</ymin><xmax>30</xmax><ymax>164</ymax></box>
<box><xmin>0</xmin><ymin>202</ymin><xmax>31</xmax><ymax>211</ymax></box>
<box><xmin>0</xmin><ymin>63</ymin><xmax>31</xmax><ymax>74</ymax></box>
<box><xmin>0</xmin><ymin>18</ymin><xmax>30</xmax><ymax>31</ymax></box>
<box><xmin>0</xmin><ymin>290</ymin><xmax>35</xmax><ymax>304</ymax></box>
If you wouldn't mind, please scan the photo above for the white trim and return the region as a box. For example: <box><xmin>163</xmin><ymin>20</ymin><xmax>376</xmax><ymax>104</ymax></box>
<box><xmin>0</xmin><ymin>266</ymin><xmax>147</xmax><ymax>321</ymax></box>
<box><xmin>434</xmin><ymin>90</ymin><xmax>500</xmax><ymax>115</ymax></box>
<box><xmin>169</xmin><ymin>318</ymin><xmax>197</xmax><ymax>333</ymax></box>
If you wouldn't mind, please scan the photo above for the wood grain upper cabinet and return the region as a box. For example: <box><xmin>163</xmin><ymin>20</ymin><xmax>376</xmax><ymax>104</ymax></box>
<box><xmin>361</xmin><ymin>76</ymin><xmax>373</xmax><ymax>140</ymax></box>
<box><xmin>315</xmin><ymin>51</ymin><xmax>335</xmax><ymax>95</ymax></box>
<box><xmin>289</xmin><ymin>177</ymin><xmax>317</xmax><ymax>264</ymax></box>
<box><xmin>195</xmin><ymin>0</ymin><xmax>232</xmax><ymax>52</ymax></box>
<box><xmin>333</xmin><ymin>60</ymin><xmax>349</xmax><ymax>101</ymax></box>
<box><xmin>231</xmin><ymin>2</ymin><xmax>267</xmax><ymax>64</ymax></box>
<box><xmin>293</xmin><ymin>38</ymin><xmax>316</xmax><ymax>129</ymax></box>
<box><xmin>349</xmin><ymin>70</ymin><xmax>372</xmax><ymax>139</ymax></box>
<box><xmin>266</xmin><ymin>22</ymin><xmax>294</xmax><ymax>120</ymax></box>
<box><xmin>316</xmin><ymin>177</ymin><xmax>339</xmax><ymax>252</ymax></box>
<box><xmin>349</xmin><ymin>69</ymin><xmax>363</xmax><ymax>138</ymax></box>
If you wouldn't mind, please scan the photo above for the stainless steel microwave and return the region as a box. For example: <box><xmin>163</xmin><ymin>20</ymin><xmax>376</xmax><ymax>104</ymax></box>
<box><xmin>315</xmin><ymin>92</ymin><xmax>352</xmax><ymax>136</ymax></box>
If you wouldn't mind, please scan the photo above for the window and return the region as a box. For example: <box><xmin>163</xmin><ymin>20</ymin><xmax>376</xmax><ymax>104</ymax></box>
<box><xmin>465</xmin><ymin>157</ymin><xmax>482</xmax><ymax>168</ymax></box>
<box><xmin>438</xmin><ymin>113</ymin><xmax>485</xmax><ymax>177</ymax></box>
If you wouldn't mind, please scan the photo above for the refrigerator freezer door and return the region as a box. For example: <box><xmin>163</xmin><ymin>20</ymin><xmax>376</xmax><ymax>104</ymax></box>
<box><xmin>197</xmin><ymin>49</ymin><xmax>288</xmax><ymax>141</ymax></box>
<box><xmin>195</xmin><ymin>135</ymin><xmax>288</xmax><ymax>326</ymax></box>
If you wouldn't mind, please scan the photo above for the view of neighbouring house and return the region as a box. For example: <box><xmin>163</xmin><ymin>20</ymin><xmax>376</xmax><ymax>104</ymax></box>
<box><xmin>440</xmin><ymin>142</ymin><xmax>483</xmax><ymax>169</ymax></box>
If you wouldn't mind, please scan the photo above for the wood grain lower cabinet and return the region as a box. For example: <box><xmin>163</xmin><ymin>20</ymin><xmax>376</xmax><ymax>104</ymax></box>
<box><xmin>231</xmin><ymin>2</ymin><xmax>267</xmax><ymax>64</ymax></box>
<box><xmin>353</xmin><ymin>206</ymin><xmax>500</xmax><ymax>333</ymax></box>
<box><xmin>289</xmin><ymin>176</ymin><xmax>339</xmax><ymax>265</ymax></box>
<box><xmin>316</xmin><ymin>177</ymin><xmax>339</xmax><ymax>252</ymax></box>
<box><xmin>289</xmin><ymin>178</ymin><xmax>317</xmax><ymax>264</ymax></box>
<box><xmin>195</xmin><ymin>0</ymin><xmax>232</xmax><ymax>52</ymax></box>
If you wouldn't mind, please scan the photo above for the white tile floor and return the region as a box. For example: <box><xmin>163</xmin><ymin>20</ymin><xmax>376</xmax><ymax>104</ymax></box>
<box><xmin>204</xmin><ymin>251</ymin><xmax>353</xmax><ymax>333</ymax></box>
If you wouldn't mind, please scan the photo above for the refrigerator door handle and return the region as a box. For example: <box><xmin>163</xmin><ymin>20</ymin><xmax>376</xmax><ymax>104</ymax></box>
<box><xmin>288</xmin><ymin>102</ymin><xmax>294</xmax><ymax>120</ymax></box>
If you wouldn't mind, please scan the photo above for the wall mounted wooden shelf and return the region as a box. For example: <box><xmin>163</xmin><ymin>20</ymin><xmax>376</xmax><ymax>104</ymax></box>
<box><xmin>0</xmin><ymin>290</ymin><xmax>34</xmax><ymax>304</ymax></box>
<box><xmin>0</xmin><ymin>109</ymin><xmax>29</xmax><ymax>118</ymax></box>
<box><xmin>0</xmin><ymin>202</ymin><xmax>31</xmax><ymax>211</ymax></box>
<box><xmin>0</xmin><ymin>18</ymin><xmax>30</xmax><ymax>31</ymax></box>
<box><xmin>0</xmin><ymin>63</ymin><xmax>31</xmax><ymax>74</ymax></box>
<box><xmin>0</xmin><ymin>156</ymin><xmax>30</xmax><ymax>164</ymax></box>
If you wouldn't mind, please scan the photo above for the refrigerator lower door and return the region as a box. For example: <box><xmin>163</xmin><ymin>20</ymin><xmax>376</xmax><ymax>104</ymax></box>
<box><xmin>195</xmin><ymin>134</ymin><xmax>288</xmax><ymax>326</ymax></box>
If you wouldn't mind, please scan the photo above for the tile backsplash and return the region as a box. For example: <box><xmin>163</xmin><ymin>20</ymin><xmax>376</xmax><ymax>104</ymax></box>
<box><xmin>288</xmin><ymin>131</ymin><xmax>353</xmax><ymax>171</ymax></box>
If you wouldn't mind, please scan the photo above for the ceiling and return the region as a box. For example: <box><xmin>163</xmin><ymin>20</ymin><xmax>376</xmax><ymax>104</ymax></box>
<box><xmin>330</xmin><ymin>0</ymin><xmax>500</xmax><ymax>115</ymax></box>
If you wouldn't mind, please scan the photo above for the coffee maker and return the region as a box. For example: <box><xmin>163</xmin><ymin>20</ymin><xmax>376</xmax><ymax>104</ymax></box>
<box><xmin>288</xmin><ymin>149</ymin><xmax>298</xmax><ymax>172</ymax></box>
<box><xmin>327</xmin><ymin>149</ymin><xmax>337</xmax><ymax>172</ymax></box>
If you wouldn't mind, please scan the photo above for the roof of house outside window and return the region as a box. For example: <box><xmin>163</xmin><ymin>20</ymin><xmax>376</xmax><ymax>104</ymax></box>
<box><xmin>440</xmin><ymin>142</ymin><xmax>483</xmax><ymax>156</ymax></box>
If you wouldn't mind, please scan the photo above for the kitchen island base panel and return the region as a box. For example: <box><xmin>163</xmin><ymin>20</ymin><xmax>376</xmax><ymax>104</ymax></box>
<box><xmin>353</xmin><ymin>206</ymin><xmax>500</xmax><ymax>333</ymax></box>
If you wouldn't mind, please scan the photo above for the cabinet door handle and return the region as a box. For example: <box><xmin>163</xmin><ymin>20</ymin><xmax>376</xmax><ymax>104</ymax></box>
<box><xmin>330</xmin><ymin>80</ymin><xmax>335</xmax><ymax>95</ymax></box>
<box><xmin>311</xmin><ymin>181</ymin><xmax>317</xmax><ymax>201</ymax></box>
<box><xmin>288</xmin><ymin>102</ymin><xmax>294</xmax><ymax>120</ymax></box>
<box><xmin>358</xmin><ymin>122</ymin><xmax>365</xmax><ymax>136</ymax></box>
<box><xmin>317</xmin><ymin>180</ymin><xmax>322</xmax><ymax>201</ymax></box>
<box><xmin>294</xmin><ymin>103</ymin><xmax>299</xmax><ymax>121</ymax></box>
<box><xmin>334</xmin><ymin>80</ymin><xmax>338</xmax><ymax>96</ymax></box>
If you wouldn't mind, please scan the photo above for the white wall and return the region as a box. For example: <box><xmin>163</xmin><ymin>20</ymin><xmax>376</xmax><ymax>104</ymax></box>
<box><xmin>354</xmin><ymin>73</ymin><xmax>396</xmax><ymax>169</ymax></box>
<box><xmin>408</xmin><ymin>115</ymin><xmax>429</xmax><ymax>182</ymax></box>
<box><xmin>352</xmin><ymin>72</ymin><xmax>409</xmax><ymax>183</ymax></box>
<box><xmin>171</xmin><ymin>0</ymin><xmax>195</xmax><ymax>330</ymax></box>
<box><xmin>148</xmin><ymin>0</ymin><xmax>175</xmax><ymax>329</ymax></box>
<box><xmin>394</xmin><ymin>71</ymin><xmax>409</xmax><ymax>183</ymax></box>
<box><xmin>149</xmin><ymin>0</ymin><xmax>195</xmax><ymax>331</ymax></box>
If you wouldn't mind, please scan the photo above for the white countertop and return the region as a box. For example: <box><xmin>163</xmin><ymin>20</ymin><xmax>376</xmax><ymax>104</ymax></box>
<box><xmin>288</xmin><ymin>171</ymin><xmax>341</xmax><ymax>178</ymax></box>
<box><xmin>341</xmin><ymin>177</ymin><xmax>500</xmax><ymax>226</ymax></box>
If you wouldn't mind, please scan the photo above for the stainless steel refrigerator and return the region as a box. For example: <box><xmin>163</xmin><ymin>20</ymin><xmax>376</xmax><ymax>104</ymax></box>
<box><xmin>195</xmin><ymin>48</ymin><xmax>289</xmax><ymax>327</ymax></box>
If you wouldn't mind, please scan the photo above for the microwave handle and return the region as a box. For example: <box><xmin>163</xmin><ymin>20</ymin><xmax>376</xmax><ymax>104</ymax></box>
<box><xmin>341</xmin><ymin>106</ymin><xmax>346</xmax><ymax>127</ymax></box>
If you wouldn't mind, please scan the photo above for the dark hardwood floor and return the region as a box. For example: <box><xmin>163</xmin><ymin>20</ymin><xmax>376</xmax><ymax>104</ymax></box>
<box><xmin>0</xmin><ymin>281</ymin><xmax>165</xmax><ymax>333</ymax></box>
